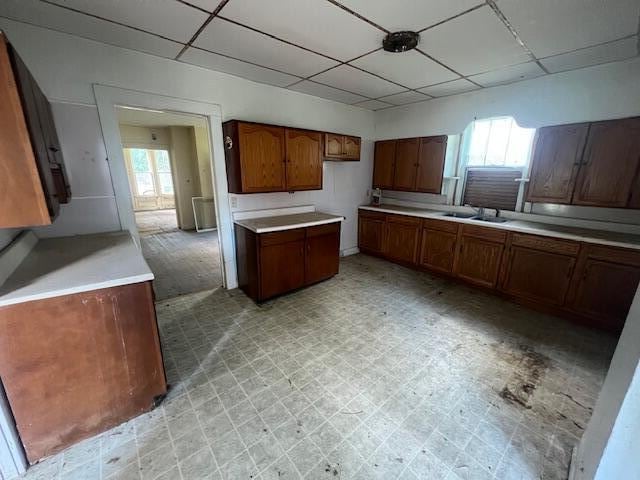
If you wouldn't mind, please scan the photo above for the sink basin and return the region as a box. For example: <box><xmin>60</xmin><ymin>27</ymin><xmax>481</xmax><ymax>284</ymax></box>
<box><xmin>443</xmin><ymin>212</ymin><xmax>476</xmax><ymax>219</ymax></box>
<box><xmin>471</xmin><ymin>215</ymin><xmax>509</xmax><ymax>223</ymax></box>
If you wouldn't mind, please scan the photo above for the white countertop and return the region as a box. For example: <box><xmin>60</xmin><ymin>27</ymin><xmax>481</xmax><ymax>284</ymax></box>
<box><xmin>0</xmin><ymin>232</ymin><xmax>154</xmax><ymax>307</ymax></box>
<box><xmin>360</xmin><ymin>204</ymin><xmax>640</xmax><ymax>250</ymax></box>
<box><xmin>234</xmin><ymin>211</ymin><xmax>344</xmax><ymax>233</ymax></box>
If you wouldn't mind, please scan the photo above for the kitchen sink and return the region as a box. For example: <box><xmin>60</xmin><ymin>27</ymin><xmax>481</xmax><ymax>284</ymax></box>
<box><xmin>471</xmin><ymin>215</ymin><xmax>509</xmax><ymax>223</ymax></box>
<box><xmin>443</xmin><ymin>212</ymin><xmax>476</xmax><ymax>219</ymax></box>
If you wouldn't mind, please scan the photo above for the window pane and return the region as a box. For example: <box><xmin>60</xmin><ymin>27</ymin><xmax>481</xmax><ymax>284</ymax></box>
<box><xmin>505</xmin><ymin>125</ymin><xmax>536</xmax><ymax>167</ymax></box>
<box><xmin>155</xmin><ymin>150</ymin><xmax>171</xmax><ymax>173</ymax></box>
<box><xmin>129</xmin><ymin>149</ymin><xmax>151</xmax><ymax>172</ymax></box>
<box><xmin>485</xmin><ymin>118</ymin><xmax>512</xmax><ymax>166</ymax></box>
<box><xmin>135</xmin><ymin>172</ymin><xmax>155</xmax><ymax>196</ymax></box>
<box><xmin>158</xmin><ymin>172</ymin><xmax>174</xmax><ymax>195</ymax></box>
<box><xmin>467</xmin><ymin>120</ymin><xmax>490</xmax><ymax>166</ymax></box>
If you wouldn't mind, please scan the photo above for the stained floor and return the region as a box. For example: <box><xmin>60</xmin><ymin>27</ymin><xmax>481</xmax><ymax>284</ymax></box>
<box><xmin>23</xmin><ymin>254</ymin><xmax>616</xmax><ymax>480</ymax></box>
<box><xmin>135</xmin><ymin>209</ymin><xmax>222</xmax><ymax>300</ymax></box>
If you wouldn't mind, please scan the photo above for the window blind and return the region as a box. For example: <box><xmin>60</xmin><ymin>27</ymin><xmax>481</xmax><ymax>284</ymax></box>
<box><xmin>462</xmin><ymin>168</ymin><xmax>521</xmax><ymax>211</ymax></box>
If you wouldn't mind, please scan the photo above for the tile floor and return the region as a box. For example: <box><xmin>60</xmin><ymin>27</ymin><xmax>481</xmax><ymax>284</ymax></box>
<box><xmin>135</xmin><ymin>210</ymin><xmax>179</xmax><ymax>236</ymax></box>
<box><xmin>22</xmin><ymin>254</ymin><xmax>616</xmax><ymax>480</ymax></box>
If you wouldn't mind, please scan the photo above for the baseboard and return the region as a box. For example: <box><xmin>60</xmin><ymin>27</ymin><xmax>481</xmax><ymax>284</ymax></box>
<box><xmin>341</xmin><ymin>247</ymin><xmax>360</xmax><ymax>257</ymax></box>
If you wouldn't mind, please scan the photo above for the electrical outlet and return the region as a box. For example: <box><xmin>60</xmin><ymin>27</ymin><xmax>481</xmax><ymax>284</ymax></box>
<box><xmin>230</xmin><ymin>196</ymin><xmax>238</xmax><ymax>208</ymax></box>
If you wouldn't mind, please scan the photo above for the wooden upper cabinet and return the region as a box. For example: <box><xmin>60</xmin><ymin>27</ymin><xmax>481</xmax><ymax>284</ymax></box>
<box><xmin>324</xmin><ymin>133</ymin><xmax>361</xmax><ymax>161</ymax></box>
<box><xmin>0</xmin><ymin>33</ymin><xmax>70</xmax><ymax>228</ymax></box>
<box><xmin>286</xmin><ymin>128</ymin><xmax>322</xmax><ymax>191</ymax></box>
<box><xmin>526</xmin><ymin>124</ymin><xmax>589</xmax><ymax>204</ymax></box>
<box><xmin>572</xmin><ymin>118</ymin><xmax>640</xmax><ymax>207</ymax></box>
<box><xmin>373</xmin><ymin>140</ymin><xmax>396</xmax><ymax>189</ymax></box>
<box><xmin>237</xmin><ymin>122</ymin><xmax>286</xmax><ymax>193</ymax></box>
<box><xmin>393</xmin><ymin>138</ymin><xmax>420</xmax><ymax>191</ymax></box>
<box><xmin>416</xmin><ymin>136</ymin><xmax>447</xmax><ymax>193</ymax></box>
<box><xmin>223</xmin><ymin>121</ymin><xmax>324</xmax><ymax>193</ymax></box>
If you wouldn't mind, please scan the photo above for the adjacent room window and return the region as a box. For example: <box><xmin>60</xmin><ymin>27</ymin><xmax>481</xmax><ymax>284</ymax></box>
<box><xmin>459</xmin><ymin>117</ymin><xmax>536</xmax><ymax>211</ymax></box>
<box><xmin>124</xmin><ymin>148</ymin><xmax>175</xmax><ymax>210</ymax></box>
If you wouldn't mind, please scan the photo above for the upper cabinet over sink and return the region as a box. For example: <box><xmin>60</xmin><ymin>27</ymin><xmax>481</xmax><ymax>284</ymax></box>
<box><xmin>0</xmin><ymin>33</ymin><xmax>71</xmax><ymax>228</ymax></box>
<box><xmin>526</xmin><ymin>117</ymin><xmax>640</xmax><ymax>209</ymax></box>
<box><xmin>373</xmin><ymin>135</ymin><xmax>447</xmax><ymax>194</ymax></box>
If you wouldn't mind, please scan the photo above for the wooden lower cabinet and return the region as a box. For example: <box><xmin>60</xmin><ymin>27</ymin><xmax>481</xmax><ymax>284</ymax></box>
<box><xmin>0</xmin><ymin>282</ymin><xmax>167</xmax><ymax>463</ymax></box>
<box><xmin>358</xmin><ymin>209</ymin><xmax>639</xmax><ymax>332</ymax></box>
<box><xmin>235</xmin><ymin>222</ymin><xmax>341</xmax><ymax>302</ymax></box>
<box><xmin>566</xmin><ymin>245</ymin><xmax>640</xmax><ymax>331</ymax></box>
<box><xmin>385</xmin><ymin>215</ymin><xmax>421</xmax><ymax>263</ymax></box>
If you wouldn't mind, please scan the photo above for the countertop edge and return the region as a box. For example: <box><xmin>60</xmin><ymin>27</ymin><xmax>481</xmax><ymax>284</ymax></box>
<box><xmin>235</xmin><ymin>216</ymin><xmax>344</xmax><ymax>233</ymax></box>
<box><xmin>0</xmin><ymin>273</ymin><xmax>155</xmax><ymax>308</ymax></box>
<box><xmin>358</xmin><ymin>205</ymin><xmax>640</xmax><ymax>251</ymax></box>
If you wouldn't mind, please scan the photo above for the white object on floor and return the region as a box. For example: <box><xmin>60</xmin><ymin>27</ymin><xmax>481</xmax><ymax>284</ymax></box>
<box><xmin>0</xmin><ymin>232</ymin><xmax>154</xmax><ymax>307</ymax></box>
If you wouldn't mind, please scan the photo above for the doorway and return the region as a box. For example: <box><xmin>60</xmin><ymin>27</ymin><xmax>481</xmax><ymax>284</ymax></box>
<box><xmin>117</xmin><ymin>107</ymin><xmax>223</xmax><ymax>300</ymax></box>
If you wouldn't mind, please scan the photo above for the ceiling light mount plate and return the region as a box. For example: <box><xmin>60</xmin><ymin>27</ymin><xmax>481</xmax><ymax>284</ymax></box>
<box><xmin>382</xmin><ymin>31</ymin><xmax>420</xmax><ymax>53</ymax></box>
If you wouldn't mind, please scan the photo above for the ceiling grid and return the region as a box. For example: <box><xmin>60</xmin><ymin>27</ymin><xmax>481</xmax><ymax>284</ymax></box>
<box><xmin>0</xmin><ymin>0</ymin><xmax>637</xmax><ymax>110</ymax></box>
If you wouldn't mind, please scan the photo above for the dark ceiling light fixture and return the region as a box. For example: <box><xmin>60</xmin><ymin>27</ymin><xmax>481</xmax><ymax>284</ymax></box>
<box><xmin>382</xmin><ymin>31</ymin><xmax>420</xmax><ymax>53</ymax></box>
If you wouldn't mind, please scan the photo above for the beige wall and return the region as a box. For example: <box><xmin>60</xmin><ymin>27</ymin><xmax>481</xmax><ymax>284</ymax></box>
<box><xmin>119</xmin><ymin>125</ymin><xmax>170</xmax><ymax>148</ymax></box>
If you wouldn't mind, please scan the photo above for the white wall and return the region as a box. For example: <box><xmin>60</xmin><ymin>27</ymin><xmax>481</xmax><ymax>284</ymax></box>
<box><xmin>0</xmin><ymin>18</ymin><xmax>375</xmax><ymax>252</ymax></box>
<box><xmin>376</xmin><ymin>57</ymin><xmax>640</xmax><ymax>139</ymax></box>
<box><xmin>573</xmin><ymin>287</ymin><xmax>640</xmax><ymax>480</ymax></box>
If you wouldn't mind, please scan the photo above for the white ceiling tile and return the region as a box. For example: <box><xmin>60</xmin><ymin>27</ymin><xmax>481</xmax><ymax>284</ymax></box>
<box><xmin>417</xmin><ymin>78</ymin><xmax>480</xmax><ymax>97</ymax></box>
<box><xmin>353</xmin><ymin>99</ymin><xmax>393</xmax><ymax>110</ymax></box>
<box><xmin>194</xmin><ymin>18</ymin><xmax>338</xmax><ymax>77</ymax></box>
<box><xmin>540</xmin><ymin>37</ymin><xmax>639</xmax><ymax>74</ymax></box>
<box><xmin>311</xmin><ymin>65</ymin><xmax>406</xmax><ymax>98</ymax></box>
<box><xmin>377</xmin><ymin>91</ymin><xmax>431</xmax><ymax>106</ymax></box>
<box><xmin>180</xmin><ymin>47</ymin><xmax>300</xmax><ymax>87</ymax></box>
<box><xmin>47</xmin><ymin>0</ymin><xmax>208</xmax><ymax>43</ymax></box>
<box><xmin>287</xmin><ymin>80</ymin><xmax>368</xmax><ymax>105</ymax></box>
<box><xmin>497</xmin><ymin>0</ymin><xmax>640</xmax><ymax>58</ymax></box>
<box><xmin>468</xmin><ymin>61</ymin><xmax>545</xmax><ymax>87</ymax></box>
<box><xmin>419</xmin><ymin>6</ymin><xmax>531</xmax><ymax>75</ymax></box>
<box><xmin>0</xmin><ymin>0</ymin><xmax>184</xmax><ymax>58</ymax></box>
<box><xmin>182</xmin><ymin>0</ymin><xmax>219</xmax><ymax>13</ymax></box>
<box><xmin>338</xmin><ymin>0</ymin><xmax>483</xmax><ymax>31</ymax></box>
<box><xmin>351</xmin><ymin>50</ymin><xmax>458</xmax><ymax>89</ymax></box>
<box><xmin>219</xmin><ymin>0</ymin><xmax>384</xmax><ymax>61</ymax></box>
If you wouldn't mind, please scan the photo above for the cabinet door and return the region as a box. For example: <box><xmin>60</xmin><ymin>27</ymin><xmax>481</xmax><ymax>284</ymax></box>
<box><xmin>260</xmin><ymin>240</ymin><xmax>305</xmax><ymax>299</ymax></box>
<box><xmin>305</xmin><ymin>224</ymin><xmax>340</xmax><ymax>285</ymax></box>
<box><xmin>419</xmin><ymin>228</ymin><xmax>457</xmax><ymax>273</ymax></box>
<box><xmin>285</xmin><ymin>128</ymin><xmax>322</xmax><ymax>190</ymax></box>
<box><xmin>416</xmin><ymin>136</ymin><xmax>447</xmax><ymax>193</ymax></box>
<box><xmin>454</xmin><ymin>237</ymin><xmax>504</xmax><ymax>288</ymax></box>
<box><xmin>526</xmin><ymin>124</ymin><xmax>589</xmax><ymax>204</ymax></box>
<box><xmin>325</xmin><ymin>133</ymin><xmax>344</xmax><ymax>158</ymax></box>
<box><xmin>393</xmin><ymin>138</ymin><xmax>419</xmax><ymax>191</ymax></box>
<box><xmin>238</xmin><ymin>122</ymin><xmax>286</xmax><ymax>192</ymax></box>
<box><xmin>358</xmin><ymin>215</ymin><xmax>385</xmax><ymax>253</ymax></box>
<box><xmin>569</xmin><ymin>259</ymin><xmax>640</xmax><ymax>331</ymax></box>
<box><xmin>385</xmin><ymin>216</ymin><xmax>421</xmax><ymax>264</ymax></box>
<box><xmin>501</xmin><ymin>246</ymin><xmax>575</xmax><ymax>305</ymax></box>
<box><xmin>573</xmin><ymin>118</ymin><xmax>640</xmax><ymax>207</ymax></box>
<box><xmin>373</xmin><ymin>140</ymin><xmax>396</xmax><ymax>189</ymax></box>
<box><xmin>343</xmin><ymin>136</ymin><xmax>361</xmax><ymax>160</ymax></box>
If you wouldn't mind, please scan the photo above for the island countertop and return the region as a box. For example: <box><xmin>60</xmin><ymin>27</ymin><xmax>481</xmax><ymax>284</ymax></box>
<box><xmin>234</xmin><ymin>211</ymin><xmax>344</xmax><ymax>234</ymax></box>
<box><xmin>0</xmin><ymin>232</ymin><xmax>154</xmax><ymax>307</ymax></box>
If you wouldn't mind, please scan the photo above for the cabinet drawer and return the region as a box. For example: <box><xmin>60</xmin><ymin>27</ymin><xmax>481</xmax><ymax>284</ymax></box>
<box><xmin>510</xmin><ymin>233</ymin><xmax>579</xmax><ymax>256</ymax></box>
<box><xmin>581</xmin><ymin>244</ymin><xmax>640</xmax><ymax>266</ymax></box>
<box><xmin>307</xmin><ymin>222</ymin><xmax>340</xmax><ymax>238</ymax></box>
<box><xmin>386</xmin><ymin>213</ymin><xmax>421</xmax><ymax>226</ymax></box>
<box><xmin>359</xmin><ymin>209</ymin><xmax>386</xmax><ymax>221</ymax></box>
<box><xmin>423</xmin><ymin>218</ymin><xmax>459</xmax><ymax>234</ymax></box>
<box><xmin>259</xmin><ymin>228</ymin><xmax>305</xmax><ymax>246</ymax></box>
<box><xmin>461</xmin><ymin>224</ymin><xmax>507</xmax><ymax>243</ymax></box>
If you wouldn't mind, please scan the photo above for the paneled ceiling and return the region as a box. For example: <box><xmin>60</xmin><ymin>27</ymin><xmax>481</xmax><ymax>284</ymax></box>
<box><xmin>1</xmin><ymin>0</ymin><xmax>639</xmax><ymax>110</ymax></box>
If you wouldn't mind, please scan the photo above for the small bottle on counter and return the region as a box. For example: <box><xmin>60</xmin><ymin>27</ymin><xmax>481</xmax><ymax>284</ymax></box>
<box><xmin>372</xmin><ymin>188</ymin><xmax>382</xmax><ymax>206</ymax></box>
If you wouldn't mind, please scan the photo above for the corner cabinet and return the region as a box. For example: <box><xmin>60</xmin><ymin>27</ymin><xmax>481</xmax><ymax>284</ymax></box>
<box><xmin>235</xmin><ymin>223</ymin><xmax>341</xmax><ymax>302</ymax></box>
<box><xmin>0</xmin><ymin>33</ymin><xmax>71</xmax><ymax>228</ymax></box>
<box><xmin>223</xmin><ymin>121</ymin><xmax>323</xmax><ymax>193</ymax></box>
<box><xmin>373</xmin><ymin>136</ymin><xmax>446</xmax><ymax>194</ymax></box>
